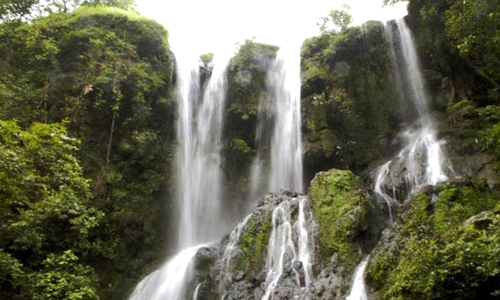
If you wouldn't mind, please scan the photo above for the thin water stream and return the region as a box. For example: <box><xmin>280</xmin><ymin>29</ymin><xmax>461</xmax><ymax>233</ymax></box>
<box><xmin>375</xmin><ymin>19</ymin><xmax>449</xmax><ymax>207</ymax></box>
<box><xmin>346</xmin><ymin>257</ymin><xmax>370</xmax><ymax>300</ymax></box>
<box><xmin>262</xmin><ymin>196</ymin><xmax>314</xmax><ymax>300</ymax></box>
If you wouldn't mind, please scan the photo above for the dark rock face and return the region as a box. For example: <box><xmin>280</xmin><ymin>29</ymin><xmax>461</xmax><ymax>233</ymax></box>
<box><xmin>185</xmin><ymin>246</ymin><xmax>219</xmax><ymax>300</ymax></box>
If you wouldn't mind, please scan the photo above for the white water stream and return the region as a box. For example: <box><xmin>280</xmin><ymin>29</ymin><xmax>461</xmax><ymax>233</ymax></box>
<box><xmin>375</xmin><ymin>19</ymin><xmax>449</xmax><ymax>206</ymax></box>
<box><xmin>128</xmin><ymin>245</ymin><xmax>205</xmax><ymax>300</ymax></box>
<box><xmin>249</xmin><ymin>45</ymin><xmax>304</xmax><ymax>198</ymax></box>
<box><xmin>129</xmin><ymin>50</ymin><xmax>230</xmax><ymax>299</ymax></box>
<box><xmin>268</xmin><ymin>47</ymin><xmax>304</xmax><ymax>193</ymax></box>
<box><xmin>262</xmin><ymin>196</ymin><xmax>314</xmax><ymax>300</ymax></box>
<box><xmin>177</xmin><ymin>52</ymin><xmax>231</xmax><ymax>248</ymax></box>
<box><xmin>346</xmin><ymin>257</ymin><xmax>370</xmax><ymax>300</ymax></box>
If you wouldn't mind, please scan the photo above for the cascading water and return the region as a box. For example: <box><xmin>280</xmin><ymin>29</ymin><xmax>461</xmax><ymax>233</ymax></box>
<box><xmin>246</xmin><ymin>45</ymin><xmax>314</xmax><ymax>299</ymax></box>
<box><xmin>218</xmin><ymin>214</ymin><xmax>252</xmax><ymax>293</ymax></box>
<box><xmin>374</xmin><ymin>18</ymin><xmax>449</xmax><ymax>206</ymax></box>
<box><xmin>249</xmin><ymin>45</ymin><xmax>304</xmax><ymax>198</ymax></box>
<box><xmin>346</xmin><ymin>257</ymin><xmax>370</xmax><ymax>300</ymax></box>
<box><xmin>178</xmin><ymin>52</ymin><xmax>231</xmax><ymax>248</ymax></box>
<box><xmin>129</xmin><ymin>51</ymin><xmax>230</xmax><ymax>300</ymax></box>
<box><xmin>268</xmin><ymin>47</ymin><xmax>304</xmax><ymax>193</ymax></box>
<box><xmin>128</xmin><ymin>245</ymin><xmax>206</xmax><ymax>300</ymax></box>
<box><xmin>248</xmin><ymin>89</ymin><xmax>271</xmax><ymax>202</ymax></box>
<box><xmin>262</xmin><ymin>196</ymin><xmax>314</xmax><ymax>300</ymax></box>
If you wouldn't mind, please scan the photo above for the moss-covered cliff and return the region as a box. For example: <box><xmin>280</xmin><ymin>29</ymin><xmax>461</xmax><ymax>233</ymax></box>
<box><xmin>301</xmin><ymin>21</ymin><xmax>401</xmax><ymax>180</ymax></box>
<box><xmin>367</xmin><ymin>180</ymin><xmax>500</xmax><ymax>299</ymax></box>
<box><xmin>0</xmin><ymin>7</ymin><xmax>176</xmax><ymax>299</ymax></box>
<box><xmin>308</xmin><ymin>169</ymin><xmax>386</xmax><ymax>297</ymax></box>
<box><xmin>223</xmin><ymin>40</ymin><xmax>278</xmax><ymax>202</ymax></box>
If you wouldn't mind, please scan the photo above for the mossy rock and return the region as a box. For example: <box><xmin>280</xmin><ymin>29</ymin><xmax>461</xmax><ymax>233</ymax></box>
<box><xmin>301</xmin><ymin>21</ymin><xmax>401</xmax><ymax>178</ymax></box>
<box><xmin>236</xmin><ymin>210</ymin><xmax>272</xmax><ymax>274</ymax></box>
<box><xmin>366</xmin><ymin>179</ymin><xmax>500</xmax><ymax>300</ymax></box>
<box><xmin>309</xmin><ymin>169</ymin><xmax>371</xmax><ymax>272</ymax></box>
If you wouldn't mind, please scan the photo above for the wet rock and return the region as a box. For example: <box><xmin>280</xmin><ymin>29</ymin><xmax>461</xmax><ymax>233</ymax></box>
<box><xmin>186</xmin><ymin>245</ymin><xmax>218</xmax><ymax>300</ymax></box>
<box><xmin>193</xmin><ymin>182</ymin><xmax>387</xmax><ymax>300</ymax></box>
<box><xmin>463</xmin><ymin>211</ymin><xmax>493</xmax><ymax>230</ymax></box>
<box><xmin>212</xmin><ymin>191</ymin><xmax>317</xmax><ymax>299</ymax></box>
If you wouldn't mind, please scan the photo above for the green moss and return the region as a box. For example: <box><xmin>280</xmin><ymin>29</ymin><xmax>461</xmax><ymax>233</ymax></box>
<box><xmin>226</xmin><ymin>39</ymin><xmax>278</xmax><ymax>120</ymax></box>
<box><xmin>367</xmin><ymin>180</ymin><xmax>500</xmax><ymax>300</ymax></box>
<box><xmin>223</xmin><ymin>40</ymin><xmax>278</xmax><ymax>200</ymax></box>
<box><xmin>237</xmin><ymin>212</ymin><xmax>272</xmax><ymax>273</ymax></box>
<box><xmin>401</xmin><ymin>192</ymin><xmax>432</xmax><ymax>234</ymax></box>
<box><xmin>309</xmin><ymin>169</ymin><xmax>369</xmax><ymax>271</ymax></box>
<box><xmin>434</xmin><ymin>181</ymin><xmax>497</xmax><ymax>237</ymax></box>
<box><xmin>301</xmin><ymin>21</ymin><xmax>400</xmax><ymax>174</ymax></box>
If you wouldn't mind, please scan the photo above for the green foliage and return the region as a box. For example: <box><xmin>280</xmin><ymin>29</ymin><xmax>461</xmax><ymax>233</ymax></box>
<box><xmin>309</xmin><ymin>169</ymin><xmax>368</xmax><ymax>271</ymax></box>
<box><xmin>224</xmin><ymin>39</ymin><xmax>278</xmax><ymax>199</ymax></box>
<box><xmin>0</xmin><ymin>0</ymin><xmax>136</xmax><ymax>20</ymax></box>
<box><xmin>446</xmin><ymin>99</ymin><xmax>500</xmax><ymax>170</ymax></box>
<box><xmin>301</xmin><ymin>22</ymin><xmax>400</xmax><ymax>174</ymax></box>
<box><xmin>200</xmin><ymin>53</ymin><xmax>214</xmax><ymax>65</ymax></box>
<box><xmin>0</xmin><ymin>7</ymin><xmax>175</xmax><ymax>299</ymax></box>
<box><xmin>318</xmin><ymin>4</ymin><xmax>352</xmax><ymax>34</ymax></box>
<box><xmin>80</xmin><ymin>0</ymin><xmax>136</xmax><ymax>11</ymax></box>
<box><xmin>383</xmin><ymin>0</ymin><xmax>406</xmax><ymax>6</ymax></box>
<box><xmin>367</xmin><ymin>180</ymin><xmax>500</xmax><ymax>300</ymax></box>
<box><xmin>227</xmin><ymin>39</ymin><xmax>278</xmax><ymax>120</ymax></box>
<box><xmin>446</xmin><ymin>0</ymin><xmax>500</xmax><ymax>86</ymax></box>
<box><xmin>0</xmin><ymin>120</ymin><xmax>102</xmax><ymax>299</ymax></box>
<box><xmin>0</xmin><ymin>0</ymin><xmax>40</xmax><ymax>20</ymax></box>
<box><xmin>31</xmin><ymin>251</ymin><xmax>99</xmax><ymax>300</ymax></box>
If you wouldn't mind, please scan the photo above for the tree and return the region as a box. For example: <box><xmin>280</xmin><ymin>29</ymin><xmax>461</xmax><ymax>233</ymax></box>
<box><xmin>383</xmin><ymin>0</ymin><xmax>407</xmax><ymax>6</ymax></box>
<box><xmin>0</xmin><ymin>0</ymin><xmax>136</xmax><ymax>20</ymax></box>
<box><xmin>0</xmin><ymin>8</ymin><xmax>176</xmax><ymax>298</ymax></box>
<box><xmin>446</xmin><ymin>0</ymin><xmax>500</xmax><ymax>86</ymax></box>
<box><xmin>0</xmin><ymin>0</ymin><xmax>41</xmax><ymax>20</ymax></box>
<box><xmin>0</xmin><ymin>120</ymin><xmax>103</xmax><ymax>299</ymax></box>
<box><xmin>318</xmin><ymin>4</ymin><xmax>352</xmax><ymax>34</ymax></box>
<box><xmin>79</xmin><ymin>0</ymin><xmax>136</xmax><ymax>11</ymax></box>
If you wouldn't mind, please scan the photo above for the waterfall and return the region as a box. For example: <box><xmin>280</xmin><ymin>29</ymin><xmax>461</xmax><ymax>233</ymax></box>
<box><xmin>249</xmin><ymin>87</ymin><xmax>271</xmax><ymax>201</ymax></box>
<box><xmin>244</xmin><ymin>44</ymin><xmax>313</xmax><ymax>299</ymax></box>
<box><xmin>177</xmin><ymin>52</ymin><xmax>230</xmax><ymax>248</ymax></box>
<box><xmin>346</xmin><ymin>257</ymin><xmax>370</xmax><ymax>300</ymax></box>
<box><xmin>268</xmin><ymin>47</ymin><xmax>304</xmax><ymax>193</ymax></box>
<box><xmin>374</xmin><ymin>18</ymin><xmax>449</xmax><ymax>206</ymax></box>
<box><xmin>262</xmin><ymin>196</ymin><xmax>314</xmax><ymax>300</ymax></box>
<box><xmin>128</xmin><ymin>245</ymin><xmax>206</xmax><ymax>300</ymax></box>
<box><xmin>129</xmin><ymin>51</ymin><xmax>230</xmax><ymax>300</ymax></box>
<box><xmin>249</xmin><ymin>45</ymin><xmax>304</xmax><ymax>199</ymax></box>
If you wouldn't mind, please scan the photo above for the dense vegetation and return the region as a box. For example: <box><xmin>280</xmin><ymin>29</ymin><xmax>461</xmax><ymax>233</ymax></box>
<box><xmin>367</xmin><ymin>180</ymin><xmax>500</xmax><ymax>299</ymax></box>
<box><xmin>0</xmin><ymin>3</ymin><xmax>175</xmax><ymax>299</ymax></box>
<box><xmin>301</xmin><ymin>21</ymin><xmax>400</xmax><ymax>178</ymax></box>
<box><xmin>0</xmin><ymin>121</ymin><xmax>102</xmax><ymax>299</ymax></box>
<box><xmin>300</xmin><ymin>1</ymin><xmax>500</xmax><ymax>298</ymax></box>
<box><xmin>309</xmin><ymin>170</ymin><xmax>369</xmax><ymax>271</ymax></box>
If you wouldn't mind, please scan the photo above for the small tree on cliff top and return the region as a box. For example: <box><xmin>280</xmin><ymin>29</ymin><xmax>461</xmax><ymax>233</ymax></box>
<box><xmin>318</xmin><ymin>4</ymin><xmax>352</xmax><ymax>34</ymax></box>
